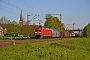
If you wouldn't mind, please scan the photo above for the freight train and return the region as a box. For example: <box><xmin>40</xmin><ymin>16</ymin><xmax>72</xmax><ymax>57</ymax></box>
<box><xmin>34</xmin><ymin>26</ymin><xmax>72</xmax><ymax>39</ymax></box>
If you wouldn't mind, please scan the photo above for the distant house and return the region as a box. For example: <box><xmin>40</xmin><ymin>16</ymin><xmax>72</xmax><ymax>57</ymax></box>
<box><xmin>0</xmin><ymin>26</ymin><xmax>4</xmax><ymax>36</ymax></box>
<box><xmin>0</xmin><ymin>26</ymin><xmax>7</xmax><ymax>36</ymax></box>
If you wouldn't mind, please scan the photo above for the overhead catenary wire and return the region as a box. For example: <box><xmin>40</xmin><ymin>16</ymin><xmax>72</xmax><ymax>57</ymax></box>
<box><xmin>17</xmin><ymin>0</ymin><xmax>45</xmax><ymax>25</ymax></box>
<box><xmin>0</xmin><ymin>0</ymin><xmax>46</xmax><ymax>25</ymax></box>
<box><xmin>21</xmin><ymin>0</ymin><xmax>44</xmax><ymax>13</ymax></box>
<box><xmin>0</xmin><ymin>0</ymin><xmax>31</xmax><ymax>14</ymax></box>
<box><xmin>0</xmin><ymin>0</ymin><xmax>45</xmax><ymax>17</ymax></box>
<box><xmin>0</xmin><ymin>0</ymin><xmax>20</xmax><ymax>10</ymax></box>
<box><xmin>19</xmin><ymin>0</ymin><xmax>45</xmax><ymax>19</ymax></box>
<box><xmin>14</xmin><ymin>0</ymin><xmax>32</xmax><ymax>14</ymax></box>
<box><xmin>15</xmin><ymin>0</ymin><xmax>42</xmax><ymax>16</ymax></box>
<box><xmin>0</xmin><ymin>4</ymin><xmax>19</xmax><ymax>15</ymax></box>
<box><xmin>0</xmin><ymin>4</ymin><xmax>12</xmax><ymax>11</ymax></box>
<box><xmin>0</xmin><ymin>8</ymin><xmax>18</xmax><ymax>15</ymax></box>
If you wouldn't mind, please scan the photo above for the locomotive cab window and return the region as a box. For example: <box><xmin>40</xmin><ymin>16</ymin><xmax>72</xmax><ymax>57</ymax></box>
<box><xmin>35</xmin><ymin>28</ymin><xmax>41</xmax><ymax>30</ymax></box>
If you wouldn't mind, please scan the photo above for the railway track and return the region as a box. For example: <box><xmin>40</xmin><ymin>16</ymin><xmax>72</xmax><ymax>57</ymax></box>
<box><xmin>0</xmin><ymin>38</ymin><xmax>62</xmax><ymax>48</ymax></box>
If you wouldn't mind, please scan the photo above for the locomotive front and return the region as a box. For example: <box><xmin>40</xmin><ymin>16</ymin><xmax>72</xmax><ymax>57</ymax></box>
<box><xmin>34</xmin><ymin>27</ymin><xmax>42</xmax><ymax>39</ymax></box>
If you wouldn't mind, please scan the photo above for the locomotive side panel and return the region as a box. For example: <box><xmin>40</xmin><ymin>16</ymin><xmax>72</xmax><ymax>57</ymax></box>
<box><xmin>41</xmin><ymin>27</ymin><xmax>51</xmax><ymax>38</ymax></box>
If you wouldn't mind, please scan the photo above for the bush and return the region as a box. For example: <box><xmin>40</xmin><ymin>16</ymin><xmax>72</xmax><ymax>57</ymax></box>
<box><xmin>84</xmin><ymin>23</ymin><xmax>90</xmax><ymax>38</ymax></box>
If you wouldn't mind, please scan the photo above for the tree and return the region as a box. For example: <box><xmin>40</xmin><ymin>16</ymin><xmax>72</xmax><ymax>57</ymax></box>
<box><xmin>84</xmin><ymin>23</ymin><xmax>90</xmax><ymax>38</ymax></box>
<box><xmin>11</xmin><ymin>20</ymin><xmax>17</xmax><ymax>25</ymax></box>
<box><xmin>13</xmin><ymin>25</ymin><xmax>21</xmax><ymax>34</ymax></box>
<box><xmin>5</xmin><ymin>22</ymin><xmax>21</xmax><ymax>35</ymax></box>
<box><xmin>22</xmin><ymin>25</ymin><xmax>37</xmax><ymax>37</ymax></box>
<box><xmin>44</xmin><ymin>14</ymin><xmax>65</xmax><ymax>31</ymax></box>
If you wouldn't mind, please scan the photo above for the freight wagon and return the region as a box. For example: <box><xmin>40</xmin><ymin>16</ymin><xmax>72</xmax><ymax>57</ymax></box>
<box><xmin>60</xmin><ymin>31</ymin><xmax>72</xmax><ymax>38</ymax></box>
<box><xmin>48</xmin><ymin>28</ymin><xmax>60</xmax><ymax>38</ymax></box>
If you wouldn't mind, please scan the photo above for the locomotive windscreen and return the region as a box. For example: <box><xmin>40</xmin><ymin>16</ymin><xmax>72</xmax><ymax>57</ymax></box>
<box><xmin>35</xmin><ymin>28</ymin><xmax>42</xmax><ymax>30</ymax></box>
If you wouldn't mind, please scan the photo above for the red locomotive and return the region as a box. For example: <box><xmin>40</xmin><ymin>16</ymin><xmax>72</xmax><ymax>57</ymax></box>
<box><xmin>34</xmin><ymin>26</ymin><xmax>51</xmax><ymax>39</ymax></box>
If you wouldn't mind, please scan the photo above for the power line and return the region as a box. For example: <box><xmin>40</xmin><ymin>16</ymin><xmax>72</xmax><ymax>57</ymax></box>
<box><xmin>5</xmin><ymin>0</ymin><xmax>45</xmax><ymax>14</ymax></box>
<box><xmin>0</xmin><ymin>0</ymin><xmax>45</xmax><ymax>25</ymax></box>
<box><xmin>0</xmin><ymin>0</ymin><xmax>20</xmax><ymax>10</ymax></box>
<box><xmin>21</xmin><ymin>0</ymin><xmax>44</xmax><ymax>13</ymax></box>
<box><xmin>0</xmin><ymin>4</ymin><xmax>12</xmax><ymax>10</ymax></box>
<box><xmin>0</xmin><ymin>0</ymin><xmax>46</xmax><ymax>16</ymax></box>
<box><xmin>19</xmin><ymin>0</ymin><xmax>45</xmax><ymax>19</ymax></box>
<box><xmin>0</xmin><ymin>8</ymin><xmax>18</xmax><ymax>15</ymax></box>
<box><xmin>17</xmin><ymin>0</ymin><xmax>45</xmax><ymax>24</ymax></box>
<box><xmin>0</xmin><ymin>0</ymin><xmax>31</xmax><ymax>14</ymax></box>
<box><xmin>15</xmin><ymin>0</ymin><xmax>32</xmax><ymax>14</ymax></box>
<box><xmin>15</xmin><ymin>0</ymin><xmax>41</xmax><ymax>15</ymax></box>
<box><xmin>0</xmin><ymin>4</ymin><xmax>19</xmax><ymax>15</ymax></box>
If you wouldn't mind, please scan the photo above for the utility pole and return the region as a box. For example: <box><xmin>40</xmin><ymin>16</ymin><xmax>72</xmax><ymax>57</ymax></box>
<box><xmin>67</xmin><ymin>23</ymin><xmax>75</xmax><ymax>30</ymax></box>
<box><xmin>60</xmin><ymin>14</ymin><xmax>62</xmax><ymax>32</ymax></box>
<box><xmin>27</xmin><ymin>14</ymin><xmax>30</xmax><ymax>25</ymax></box>
<box><xmin>38</xmin><ymin>19</ymin><xmax>43</xmax><ymax>25</ymax></box>
<box><xmin>73</xmin><ymin>23</ymin><xmax>75</xmax><ymax>30</ymax></box>
<box><xmin>27</xmin><ymin>14</ymin><xmax>30</xmax><ymax>38</ymax></box>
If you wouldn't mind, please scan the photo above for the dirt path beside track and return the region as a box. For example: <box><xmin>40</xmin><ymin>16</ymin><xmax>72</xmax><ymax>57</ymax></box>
<box><xmin>0</xmin><ymin>38</ymin><xmax>61</xmax><ymax>48</ymax></box>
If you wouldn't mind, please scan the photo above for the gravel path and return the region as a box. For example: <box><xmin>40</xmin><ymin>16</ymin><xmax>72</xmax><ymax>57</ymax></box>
<box><xmin>0</xmin><ymin>38</ymin><xmax>62</xmax><ymax>48</ymax></box>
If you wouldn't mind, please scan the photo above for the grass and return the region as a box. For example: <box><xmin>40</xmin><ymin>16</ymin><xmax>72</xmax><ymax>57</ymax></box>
<box><xmin>0</xmin><ymin>38</ymin><xmax>90</xmax><ymax>60</ymax></box>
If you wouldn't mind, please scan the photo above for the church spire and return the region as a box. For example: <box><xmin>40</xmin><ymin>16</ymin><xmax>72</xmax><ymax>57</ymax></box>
<box><xmin>20</xmin><ymin>9</ymin><xmax>22</xmax><ymax>21</ymax></box>
<box><xmin>19</xmin><ymin>9</ymin><xmax>23</xmax><ymax>27</ymax></box>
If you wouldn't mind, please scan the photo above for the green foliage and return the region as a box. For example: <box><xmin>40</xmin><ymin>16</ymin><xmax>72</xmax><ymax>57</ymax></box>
<box><xmin>84</xmin><ymin>23</ymin><xmax>90</xmax><ymax>38</ymax></box>
<box><xmin>22</xmin><ymin>25</ymin><xmax>37</xmax><ymax>36</ymax></box>
<box><xmin>0</xmin><ymin>24</ymin><xmax>38</xmax><ymax>37</ymax></box>
<box><xmin>0</xmin><ymin>38</ymin><xmax>90</xmax><ymax>60</ymax></box>
<box><xmin>44</xmin><ymin>14</ymin><xmax>65</xmax><ymax>31</ymax></box>
<box><xmin>13</xmin><ymin>25</ymin><xmax>21</xmax><ymax>34</ymax></box>
<box><xmin>0</xmin><ymin>23</ymin><xmax>21</xmax><ymax>34</ymax></box>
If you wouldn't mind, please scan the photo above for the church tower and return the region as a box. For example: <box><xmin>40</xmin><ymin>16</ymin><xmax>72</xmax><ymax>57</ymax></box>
<box><xmin>19</xmin><ymin>9</ymin><xmax>23</xmax><ymax>27</ymax></box>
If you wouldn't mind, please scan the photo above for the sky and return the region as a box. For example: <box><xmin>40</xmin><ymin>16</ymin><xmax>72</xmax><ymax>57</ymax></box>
<box><xmin>0</xmin><ymin>0</ymin><xmax>90</xmax><ymax>29</ymax></box>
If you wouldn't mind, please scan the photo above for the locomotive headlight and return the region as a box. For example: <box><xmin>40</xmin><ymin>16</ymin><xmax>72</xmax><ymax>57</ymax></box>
<box><xmin>39</xmin><ymin>32</ymin><xmax>41</xmax><ymax>33</ymax></box>
<box><xmin>35</xmin><ymin>32</ymin><xmax>37</xmax><ymax>33</ymax></box>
